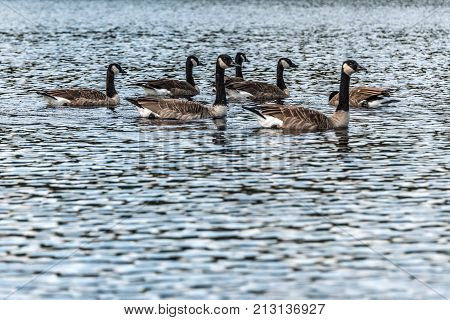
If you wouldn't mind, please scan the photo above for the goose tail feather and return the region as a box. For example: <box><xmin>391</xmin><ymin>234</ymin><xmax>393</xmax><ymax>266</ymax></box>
<box><xmin>36</xmin><ymin>91</ymin><xmax>56</xmax><ymax>100</ymax></box>
<box><xmin>125</xmin><ymin>97</ymin><xmax>142</xmax><ymax>107</ymax></box>
<box><xmin>132</xmin><ymin>82</ymin><xmax>148</xmax><ymax>88</ymax></box>
<box><xmin>242</xmin><ymin>106</ymin><xmax>266</xmax><ymax>119</ymax></box>
<box><xmin>381</xmin><ymin>98</ymin><xmax>401</xmax><ymax>105</ymax></box>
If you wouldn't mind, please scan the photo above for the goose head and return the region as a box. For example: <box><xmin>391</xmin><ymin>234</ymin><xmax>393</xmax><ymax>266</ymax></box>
<box><xmin>235</xmin><ymin>52</ymin><xmax>249</xmax><ymax>65</ymax></box>
<box><xmin>187</xmin><ymin>55</ymin><xmax>203</xmax><ymax>67</ymax></box>
<box><xmin>278</xmin><ymin>58</ymin><xmax>298</xmax><ymax>70</ymax></box>
<box><xmin>108</xmin><ymin>63</ymin><xmax>126</xmax><ymax>75</ymax></box>
<box><xmin>329</xmin><ymin>91</ymin><xmax>339</xmax><ymax>101</ymax></box>
<box><xmin>342</xmin><ymin>60</ymin><xmax>366</xmax><ymax>76</ymax></box>
<box><xmin>217</xmin><ymin>54</ymin><xmax>236</xmax><ymax>69</ymax></box>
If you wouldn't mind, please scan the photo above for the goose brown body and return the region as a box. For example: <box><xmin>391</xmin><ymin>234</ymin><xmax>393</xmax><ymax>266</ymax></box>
<box><xmin>228</xmin><ymin>80</ymin><xmax>288</xmax><ymax>100</ymax></box>
<box><xmin>136</xmin><ymin>79</ymin><xmax>198</xmax><ymax>97</ymax></box>
<box><xmin>38</xmin><ymin>88</ymin><xmax>119</xmax><ymax>107</ymax></box>
<box><xmin>247</xmin><ymin>104</ymin><xmax>339</xmax><ymax>131</ymax></box>
<box><xmin>126</xmin><ymin>97</ymin><xmax>223</xmax><ymax>120</ymax></box>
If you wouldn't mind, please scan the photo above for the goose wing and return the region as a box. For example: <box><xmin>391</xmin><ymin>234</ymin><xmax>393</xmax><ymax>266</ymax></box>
<box><xmin>224</xmin><ymin>76</ymin><xmax>244</xmax><ymax>86</ymax></box>
<box><xmin>351</xmin><ymin>86</ymin><xmax>390</xmax><ymax>101</ymax></box>
<box><xmin>212</xmin><ymin>76</ymin><xmax>243</xmax><ymax>90</ymax></box>
<box><xmin>228</xmin><ymin>80</ymin><xmax>284</xmax><ymax>99</ymax></box>
<box><xmin>256</xmin><ymin>104</ymin><xmax>332</xmax><ymax>130</ymax></box>
<box><xmin>330</xmin><ymin>86</ymin><xmax>390</xmax><ymax>107</ymax></box>
<box><xmin>40</xmin><ymin>88</ymin><xmax>107</xmax><ymax>101</ymax></box>
<box><xmin>139</xmin><ymin>79</ymin><xmax>197</xmax><ymax>95</ymax></box>
<box><xmin>126</xmin><ymin>97</ymin><xmax>209</xmax><ymax>120</ymax></box>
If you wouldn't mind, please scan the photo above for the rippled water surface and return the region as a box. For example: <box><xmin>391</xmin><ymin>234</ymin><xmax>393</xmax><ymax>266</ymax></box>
<box><xmin>0</xmin><ymin>0</ymin><xmax>449</xmax><ymax>299</ymax></box>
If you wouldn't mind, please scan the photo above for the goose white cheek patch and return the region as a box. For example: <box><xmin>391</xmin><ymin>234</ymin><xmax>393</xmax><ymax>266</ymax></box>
<box><xmin>218</xmin><ymin>58</ymin><xmax>228</xmax><ymax>69</ymax></box>
<box><xmin>343</xmin><ymin>63</ymin><xmax>355</xmax><ymax>75</ymax></box>
<box><xmin>191</xmin><ymin>59</ymin><xmax>197</xmax><ymax>67</ymax></box>
<box><xmin>281</xmin><ymin>60</ymin><xmax>290</xmax><ymax>69</ymax></box>
<box><xmin>111</xmin><ymin>65</ymin><xmax>120</xmax><ymax>75</ymax></box>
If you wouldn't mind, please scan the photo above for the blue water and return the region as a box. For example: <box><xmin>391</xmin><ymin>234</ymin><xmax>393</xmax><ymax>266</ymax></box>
<box><xmin>0</xmin><ymin>0</ymin><xmax>449</xmax><ymax>299</ymax></box>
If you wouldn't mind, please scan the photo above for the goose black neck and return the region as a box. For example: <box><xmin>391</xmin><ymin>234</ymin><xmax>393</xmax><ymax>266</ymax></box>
<box><xmin>234</xmin><ymin>53</ymin><xmax>244</xmax><ymax>79</ymax></box>
<box><xmin>276</xmin><ymin>64</ymin><xmax>286</xmax><ymax>90</ymax></box>
<box><xmin>235</xmin><ymin>65</ymin><xmax>243</xmax><ymax>78</ymax></box>
<box><xmin>336</xmin><ymin>70</ymin><xmax>351</xmax><ymax>112</ymax></box>
<box><xmin>106</xmin><ymin>70</ymin><xmax>117</xmax><ymax>98</ymax></box>
<box><xmin>214</xmin><ymin>64</ymin><xmax>227</xmax><ymax>106</ymax></box>
<box><xmin>235</xmin><ymin>56</ymin><xmax>244</xmax><ymax>78</ymax></box>
<box><xmin>186</xmin><ymin>60</ymin><xmax>195</xmax><ymax>87</ymax></box>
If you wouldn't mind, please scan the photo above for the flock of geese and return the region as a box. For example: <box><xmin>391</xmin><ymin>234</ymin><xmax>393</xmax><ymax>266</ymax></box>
<box><xmin>37</xmin><ymin>53</ymin><xmax>396</xmax><ymax>132</ymax></box>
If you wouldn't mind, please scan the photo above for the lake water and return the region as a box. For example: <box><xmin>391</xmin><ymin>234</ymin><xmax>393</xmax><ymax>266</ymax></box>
<box><xmin>0</xmin><ymin>0</ymin><xmax>449</xmax><ymax>299</ymax></box>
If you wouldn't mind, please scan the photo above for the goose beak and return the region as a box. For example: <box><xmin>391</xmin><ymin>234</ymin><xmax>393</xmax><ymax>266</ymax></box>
<box><xmin>121</xmin><ymin>69</ymin><xmax>127</xmax><ymax>74</ymax></box>
<box><xmin>357</xmin><ymin>65</ymin><xmax>366</xmax><ymax>72</ymax></box>
<box><xmin>291</xmin><ymin>63</ymin><xmax>298</xmax><ymax>69</ymax></box>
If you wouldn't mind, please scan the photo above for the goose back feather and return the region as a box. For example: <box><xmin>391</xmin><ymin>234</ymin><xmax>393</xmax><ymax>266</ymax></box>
<box><xmin>244</xmin><ymin>104</ymin><xmax>337</xmax><ymax>131</ymax></box>
<box><xmin>137</xmin><ymin>79</ymin><xmax>198</xmax><ymax>97</ymax></box>
<box><xmin>126</xmin><ymin>97</ymin><xmax>211</xmax><ymax>120</ymax></box>
<box><xmin>224</xmin><ymin>76</ymin><xmax>245</xmax><ymax>85</ymax></box>
<box><xmin>329</xmin><ymin>86</ymin><xmax>390</xmax><ymax>108</ymax></box>
<box><xmin>228</xmin><ymin>80</ymin><xmax>287</xmax><ymax>100</ymax></box>
<box><xmin>38</xmin><ymin>88</ymin><xmax>118</xmax><ymax>107</ymax></box>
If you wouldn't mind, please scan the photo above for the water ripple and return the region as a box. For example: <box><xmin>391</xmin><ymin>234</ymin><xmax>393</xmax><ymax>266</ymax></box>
<box><xmin>0</xmin><ymin>0</ymin><xmax>449</xmax><ymax>299</ymax></box>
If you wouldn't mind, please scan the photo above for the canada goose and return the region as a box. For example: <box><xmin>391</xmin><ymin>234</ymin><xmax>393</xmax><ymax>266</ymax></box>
<box><xmin>126</xmin><ymin>54</ymin><xmax>235</xmax><ymax>120</ymax></box>
<box><xmin>226</xmin><ymin>57</ymin><xmax>297</xmax><ymax>100</ymax></box>
<box><xmin>37</xmin><ymin>63</ymin><xmax>126</xmax><ymax>107</ymax></box>
<box><xmin>133</xmin><ymin>55</ymin><xmax>203</xmax><ymax>97</ymax></box>
<box><xmin>329</xmin><ymin>86</ymin><xmax>392</xmax><ymax>108</ymax></box>
<box><xmin>225</xmin><ymin>52</ymin><xmax>249</xmax><ymax>84</ymax></box>
<box><xmin>243</xmin><ymin>60</ymin><xmax>365</xmax><ymax>131</ymax></box>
